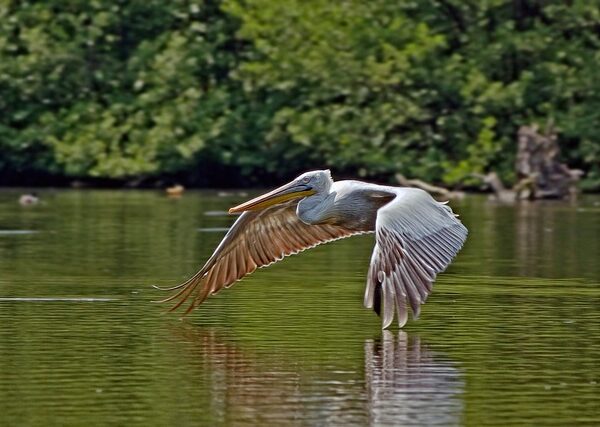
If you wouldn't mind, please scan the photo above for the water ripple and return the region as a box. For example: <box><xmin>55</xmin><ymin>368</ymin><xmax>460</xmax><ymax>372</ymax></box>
<box><xmin>0</xmin><ymin>230</ymin><xmax>39</xmax><ymax>235</ymax></box>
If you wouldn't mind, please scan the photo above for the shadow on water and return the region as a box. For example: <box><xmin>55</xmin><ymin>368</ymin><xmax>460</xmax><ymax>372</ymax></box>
<box><xmin>167</xmin><ymin>324</ymin><xmax>463</xmax><ymax>426</ymax></box>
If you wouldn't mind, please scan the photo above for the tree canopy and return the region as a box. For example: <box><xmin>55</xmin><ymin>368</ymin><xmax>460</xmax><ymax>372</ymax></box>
<box><xmin>1</xmin><ymin>0</ymin><xmax>598</xmax><ymax>189</ymax></box>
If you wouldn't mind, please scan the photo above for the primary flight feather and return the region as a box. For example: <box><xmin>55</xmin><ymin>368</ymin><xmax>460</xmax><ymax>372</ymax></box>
<box><xmin>156</xmin><ymin>170</ymin><xmax>468</xmax><ymax>328</ymax></box>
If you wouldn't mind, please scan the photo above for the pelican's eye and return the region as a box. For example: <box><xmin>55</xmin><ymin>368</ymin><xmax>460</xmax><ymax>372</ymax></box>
<box><xmin>302</xmin><ymin>177</ymin><xmax>310</xmax><ymax>184</ymax></box>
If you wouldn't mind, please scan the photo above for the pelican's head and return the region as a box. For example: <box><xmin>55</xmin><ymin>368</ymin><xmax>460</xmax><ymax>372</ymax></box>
<box><xmin>229</xmin><ymin>170</ymin><xmax>333</xmax><ymax>213</ymax></box>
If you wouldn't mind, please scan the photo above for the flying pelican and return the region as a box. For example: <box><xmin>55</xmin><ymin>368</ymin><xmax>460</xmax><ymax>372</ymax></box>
<box><xmin>157</xmin><ymin>170</ymin><xmax>468</xmax><ymax>328</ymax></box>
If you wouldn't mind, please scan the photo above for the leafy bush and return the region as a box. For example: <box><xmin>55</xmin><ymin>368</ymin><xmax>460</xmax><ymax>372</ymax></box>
<box><xmin>0</xmin><ymin>0</ymin><xmax>598</xmax><ymax>189</ymax></box>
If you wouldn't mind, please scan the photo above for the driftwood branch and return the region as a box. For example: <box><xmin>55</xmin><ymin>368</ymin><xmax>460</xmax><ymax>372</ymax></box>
<box><xmin>397</xmin><ymin>122</ymin><xmax>582</xmax><ymax>202</ymax></box>
<box><xmin>396</xmin><ymin>174</ymin><xmax>465</xmax><ymax>200</ymax></box>
<box><xmin>470</xmin><ymin>172</ymin><xmax>515</xmax><ymax>202</ymax></box>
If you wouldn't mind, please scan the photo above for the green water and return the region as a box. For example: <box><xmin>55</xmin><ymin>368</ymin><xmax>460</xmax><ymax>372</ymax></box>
<box><xmin>0</xmin><ymin>189</ymin><xmax>598</xmax><ymax>426</ymax></box>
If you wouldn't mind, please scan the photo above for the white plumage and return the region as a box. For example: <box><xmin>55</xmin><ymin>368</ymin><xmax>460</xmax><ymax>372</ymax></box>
<box><xmin>156</xmin><ymin>170</ymin><xmax>468</xmax><ymax>328</ymax></box>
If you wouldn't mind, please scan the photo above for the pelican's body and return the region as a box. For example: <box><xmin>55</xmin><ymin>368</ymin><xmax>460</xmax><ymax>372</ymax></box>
<box><xmin>158</xmin><ymin>170</ymin><xmax>468</xmax><ymax>328</ymax></box>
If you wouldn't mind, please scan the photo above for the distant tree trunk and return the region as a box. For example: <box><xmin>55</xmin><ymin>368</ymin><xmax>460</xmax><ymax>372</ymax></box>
<box><xmin>515</xmin><ymin>124</ymin><xmax>583</xmax><ymax>199</ymax></box>
<box><xmin>468</xmin><ymin>122</ymin><xmax>583</xmax><ymax>201</ymax></box>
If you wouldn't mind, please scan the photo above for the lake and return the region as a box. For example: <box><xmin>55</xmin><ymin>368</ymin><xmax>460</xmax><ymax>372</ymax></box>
<box><xmin>0</xmin><ymin>189</ymin><xmax>598</xmax><ymax>426</ymax></box>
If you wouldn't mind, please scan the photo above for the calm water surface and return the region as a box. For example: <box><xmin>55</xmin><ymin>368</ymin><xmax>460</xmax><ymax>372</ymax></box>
<box><xmin>0</xmin><ymin>189</ymin><xmax>598</xmax><ymax>426</ymax></box>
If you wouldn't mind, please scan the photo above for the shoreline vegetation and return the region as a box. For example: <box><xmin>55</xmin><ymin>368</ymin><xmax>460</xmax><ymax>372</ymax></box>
<box><xmin>1</xmin><ymin>1</ymin><xmax>598</xmax><ymax>192</ymax></box>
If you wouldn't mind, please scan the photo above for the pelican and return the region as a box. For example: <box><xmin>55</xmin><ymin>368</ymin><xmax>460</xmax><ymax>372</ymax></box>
<box><xmin>157</xmin><ymin>170</ymin><xmax>468</xmax><ymax>328</ymax></box>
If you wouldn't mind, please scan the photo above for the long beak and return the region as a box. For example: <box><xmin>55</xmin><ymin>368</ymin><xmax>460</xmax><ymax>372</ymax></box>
<box><xmin>229</xmin><ymin>181</ymin><xmax>315</xmax><ymax>213</ymax></box>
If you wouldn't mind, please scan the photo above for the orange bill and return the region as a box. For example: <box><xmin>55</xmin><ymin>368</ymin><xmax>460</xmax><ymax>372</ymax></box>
<box><xmin>229</xmin><ymin>181</ymin><xmax>315</xmax><ymax>213</ymax></box>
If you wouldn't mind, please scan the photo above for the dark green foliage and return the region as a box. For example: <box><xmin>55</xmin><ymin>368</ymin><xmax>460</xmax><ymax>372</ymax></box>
<box><xmin>0</xmin><ymin>0</ymin><xmax>598</xmax><ymax>189</ymax></box>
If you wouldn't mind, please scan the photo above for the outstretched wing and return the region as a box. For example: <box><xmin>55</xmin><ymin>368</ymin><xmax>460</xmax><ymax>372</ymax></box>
<box><xmin>364</xmin><ymin>188</ymin><xmax>468</xmax><ymax>328</ymax></box>
<box><xmin>158</xmin><ymin>200</ymin><xmax>365</xmax><ymax>313</ymax></box>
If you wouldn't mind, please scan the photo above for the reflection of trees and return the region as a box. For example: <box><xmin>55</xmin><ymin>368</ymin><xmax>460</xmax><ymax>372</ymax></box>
<box><xmin>465</xmin><ymin>195</ymin><xmax>597</xmax><ymax>280</ymax></box>
<box><xmin>171</xmin><ymin>326</ymin><xmax>463</xmax><ymax>426</ymax></box>
<box><xmin>513</xmin><ymin>201</ymin><xmax>583</xmax><ymax>279</ymax></box>
<box><xmin>365</xmin><ymin>331</ymin><xmax>463</xmax><ymax>427</ymax></box>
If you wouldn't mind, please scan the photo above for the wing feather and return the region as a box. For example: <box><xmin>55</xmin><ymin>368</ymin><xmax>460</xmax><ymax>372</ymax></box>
<box><xmin>365</xmin><ymin>188</ymin><xmax>468</xmax><ymax>328</ymax></box>
<box><xmin>381</xmin><ymin>277</ymin><xmax>396</xmax><ymax>328</ymax></box>
<box><xmin>393</xmin><ymin>270</ymin><xmax>408</xmax><ymax>327</ymax></box>
<box><xmin>159</xmin><ymin>200</ymin><xmax>366</xmax><ymax>313</ymax></box>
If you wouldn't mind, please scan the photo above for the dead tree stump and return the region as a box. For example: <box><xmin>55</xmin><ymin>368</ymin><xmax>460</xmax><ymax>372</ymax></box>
<box><xmin>515</xmin><ymin>124</ymin><xmax>582</xmax><ymax>199</ymax></box>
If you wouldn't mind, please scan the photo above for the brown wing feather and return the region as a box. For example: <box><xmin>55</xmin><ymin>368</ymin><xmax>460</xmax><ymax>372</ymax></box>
<box><xmin>158</xmin><ymin>200</ymin><xmax>366</xmax><ymax>314</ymax></box>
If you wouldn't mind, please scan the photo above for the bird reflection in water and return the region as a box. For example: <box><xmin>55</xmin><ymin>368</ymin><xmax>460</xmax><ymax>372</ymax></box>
<box><xmin>169</xmin><ymin>326</ymin><xmax>308</xmax><ymax>425</ymax></box>
<box><xmin>365</xmin><ymin>331</ymin><xmax>463</xmax><ymax>426</ymax></box>
<box><xmin>169</xmin><ymin>327</ymin><xmax>463</xmax><ymax>426</ymax></box>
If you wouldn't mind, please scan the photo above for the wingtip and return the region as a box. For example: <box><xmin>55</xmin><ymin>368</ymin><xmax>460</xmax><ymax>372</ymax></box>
<box><xmin>382</xmin><ymin>313</ymin><xmax>408</xmax><ymax>329</ymax></box>
<box><xmin>152</xmin><ymin>283</ymin><xmax>187</xmax><ymax>292</ymax></box>
<box><xmin>382</xmin><ymin>318</ymin><xmax>394</xmax><ymax>330</ymax></box>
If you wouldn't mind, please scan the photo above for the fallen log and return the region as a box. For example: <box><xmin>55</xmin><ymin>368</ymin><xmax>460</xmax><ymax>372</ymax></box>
<box><xmin>395</xmin><ymin>174</ymin><xmax>465</xmax><ymax>200</ymax></box>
